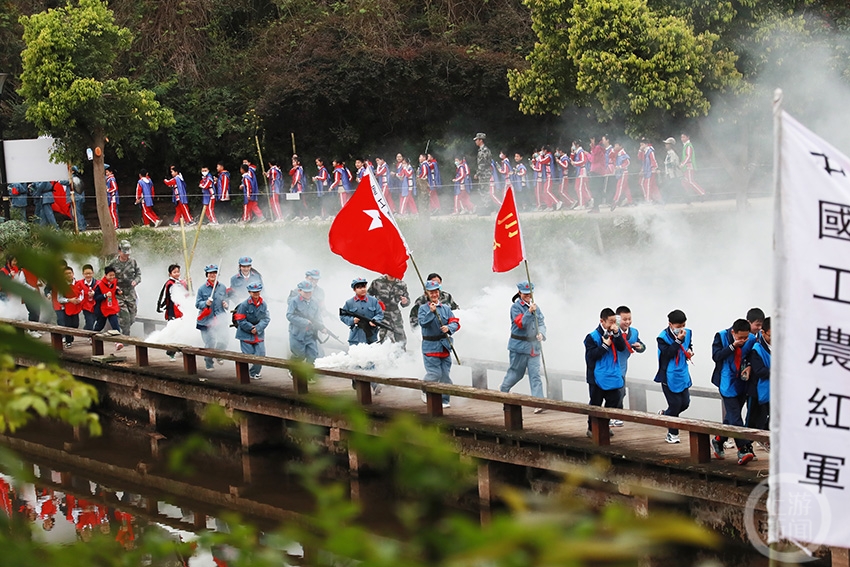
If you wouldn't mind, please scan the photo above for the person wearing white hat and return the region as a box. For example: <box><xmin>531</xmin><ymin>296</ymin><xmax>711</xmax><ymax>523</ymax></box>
<box><xmin>662</xmin><ymin>137</ymin><xmax>682</xmax><ymax>198</ymax></box>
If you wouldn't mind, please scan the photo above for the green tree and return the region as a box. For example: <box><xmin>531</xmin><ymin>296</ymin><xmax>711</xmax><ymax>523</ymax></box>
<box><xmin>18</xmin><ymin>0</ymin><xmax>173</xmax><ymax>255</ymax></box>
<box><xmin>509</xmin><ymin>0</ymin><xmax>743</xmax><ymax>133</ymax></box>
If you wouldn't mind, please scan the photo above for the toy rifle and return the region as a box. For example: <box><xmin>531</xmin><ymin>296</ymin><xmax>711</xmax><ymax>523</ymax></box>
<box><xmin>303</xmin><ymin>314</ymin><xmax>347</xmax><ymax>348</ymax></box>
<box><xmin>339</xmin><ymin>308</ymin><xmax>396</xmax><ymax>341</ymax></box>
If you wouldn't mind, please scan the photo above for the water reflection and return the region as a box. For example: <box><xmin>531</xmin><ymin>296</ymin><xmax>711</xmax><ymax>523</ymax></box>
<box><xmin>0</xmin><ymin>465</ymin><xmax>256</xmax><ymax>565</ymax></box>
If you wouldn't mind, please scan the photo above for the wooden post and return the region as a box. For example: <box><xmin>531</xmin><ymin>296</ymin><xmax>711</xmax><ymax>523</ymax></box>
<box><xmin>236</xmin><ymin>361</ymin><xmax>250</xmax><ymax>384</ymax></box>
<box><xmin>183</xmin><ymin>353</ymin><xmax>197</xmax><ymax>375</ymax></box>
<box><xmin>832</xmin><ymin>547</ymin><xmax>850</xmax><ymax>567</ymax></box>
<box><xmin>503</xmin><ymin>403</ymin><xmax>523</xmax><ymax>431</ymax></box>
<box><xmin>292</xmin><ymin>373</ymin><xmax>309</xmax><ymax>395</ymax></box>
<box><xmin>135</xmin><ymin>345</ymin><xmax>149</xmax><ymax>367</ymax></box>
<box><xmin>548</xmin><ymin>375</ymin><xmax>563</xmax><ymax>401</ymax></box>
<box><xmin>425</xmin><ymin>392</ymin><xmax>443</xmax><ymax>417</ymax></box>
<box><xmin>471</xmin><ymin>364</ymin><xmax>488</xmax><ymax>389</ymax></box>
<box><xmin>354</xmin><ymin>380</ymin><xmax>372</xmax><ymax>405</ymax></box>
<box><xmin>627</xmin><ymin>383</ymin><xmax>647</xmax><ymax>412</ymax></box>
<box><xmin>92</xmin><ymin>338</ymin><xmax>104</xmax><ymax>356</ymax></box>
<box><xmin>50</xmin><ymin>332</ymin><xmax>63</xmax><ymax>351</ymax></box>
<box><xmin>478</xmin><ymin>461</ymin><xmax>493</xmax><ymax>525</ymax></box>
<box><xmin>689</xmin><ymin>432</ymin><xmax>711</xmax><ymax>464</ymax></box>
<box><xmin>590</xmin><ymin>416</ymin><xmax>610</xmax><ymax>446</ymax></box>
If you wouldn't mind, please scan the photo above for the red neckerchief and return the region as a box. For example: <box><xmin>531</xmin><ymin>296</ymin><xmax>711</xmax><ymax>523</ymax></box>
<box><xmin>250</xmin><ymin>297</ymin><xmax>263</xmax><ymax>307</ymax></box>
<box><xmin>354</xmin><ymin>295</ymin><xmax>367</xmax><ymax>302</ymax></box>
<box><xmin>622</xmin><ymin>328</ymin><xmax>634</xmax><ymax>353</ymax></box>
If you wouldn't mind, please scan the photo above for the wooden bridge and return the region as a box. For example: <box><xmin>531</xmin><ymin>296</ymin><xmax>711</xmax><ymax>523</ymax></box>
<box><xmin>5</xmin><ymin>316</ymin><xmax>850</xmax><ymax>564</ymax></box>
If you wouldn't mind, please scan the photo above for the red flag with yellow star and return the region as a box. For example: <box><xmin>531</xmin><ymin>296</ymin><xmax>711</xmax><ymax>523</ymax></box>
<box><xmin>492</xmin><ymin>187</ymin><xmax>525</xmax><ymax>272</ymax></box>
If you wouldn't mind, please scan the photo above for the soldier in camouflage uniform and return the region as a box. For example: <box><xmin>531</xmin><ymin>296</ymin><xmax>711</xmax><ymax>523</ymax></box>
<box><xmin>109</xmin><ymin>240</ymin><xmax>142</xmax><ymax>335</ymax></box>
<box><xmin>368</xmin><ymin>274</ymin><xmax>411</xmax><ymax>349</ymax></box>
<box><xmin>474</xmin><ymin>132</ymin><xmax>492</xmax><ymax>194</ymax></box>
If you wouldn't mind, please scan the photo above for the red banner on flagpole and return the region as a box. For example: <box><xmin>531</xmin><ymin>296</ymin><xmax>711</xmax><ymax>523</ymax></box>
<box><xmin>328</xmin><ymin>172</ymin><xmax>410</xmax><ymax>279</ymax></box>
<box><xmin>492</xmin><ymin>187</ymin><xmax>525</xmax><ymax>273</ymax></box>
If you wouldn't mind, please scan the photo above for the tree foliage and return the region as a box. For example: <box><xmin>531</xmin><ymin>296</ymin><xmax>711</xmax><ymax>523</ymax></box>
<box><xmin>17</xmin><ymin>0</ymin><xmax>174</xmax><ymax>254</ymax></box>
<box><xmin>509</xmin><ymin>0</ymin><xmax>743</xmax><ymax>133</ymax></box>
<box><xmin>509</xmin><ymin>0</ymin><xmax>850</xmax><ymax>135</ymax></box>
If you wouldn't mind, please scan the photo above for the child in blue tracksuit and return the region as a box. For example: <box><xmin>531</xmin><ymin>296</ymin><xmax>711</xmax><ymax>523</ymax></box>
<box><xmin>711</xmin><ymin>318</ymin><xmax>757</xmax><ymax>464</ymax></box>
<box><xmin>584</xmin><ymin>307</ymin><xmax>627</xmax><ymax>436</ymax></box>
<box><xmin>612</xmin><ymin>305</ymin><xmax>646</xmax><ymax>427</ymax></box>
<box><xmin>654</xmin><ymin>309</ymin><xmax>694</xmax><ymax>444</ymax></box>
<box><xmin>234</xmin><ymin>282</ymin><xmax>270</xmax><ymax>380</ymax></box>
<box><xmin>418</xmin><ymin>280</ymin><xmax>460</xmax><ymax>408</ymax></box>
<box><xmin>746</xmin><ymin>317</ymin><xmax>771</xmax><ymax>434</ymax></box>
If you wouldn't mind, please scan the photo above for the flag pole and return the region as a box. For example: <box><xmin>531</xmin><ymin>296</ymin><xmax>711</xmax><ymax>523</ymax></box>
<box><xmin>768</xmin><ymin>87</ymin><xmax>784</xmax><ymax>562</ymax></box>
<box><xmin>409</xmin><ymin>253</ymin><xmax>461</xmax><ymax>365</ymax></box>
<box><xmin>179</xmin><ymin>218</ymin><xmax>193</xmax><ymax>293</ymax></box>
<box><xmin>523</xmin><ymin>259</ymin><xmax>550</xmax><ymax>397</ymax></box>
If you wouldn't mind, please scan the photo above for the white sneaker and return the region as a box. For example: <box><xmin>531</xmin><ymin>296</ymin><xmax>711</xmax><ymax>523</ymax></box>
<box><xmin>533</xmin><ymin>407</ymin><xmax>545</xmax><ymax>415</ymax></box>
<box><xmin>665</xmin><ymin>433</ymin><xmax>681</xmax><ymax>444</ymax></box>
<box><xmin>724</xmin><ymin>439</ymin><xmax>736</xmax><ymax>450</ymax></box>
<box><xmin>373</xmin><ymin>384</ymin><xmax>382</xmax><ymax>395</ymax></box>
<box><xmin>168</xmin><ymin>354</ymin><xmax>176</xmax><ymax>361</ymax></box>
<box><xmin>216</xmin><ymin>358</ymin><xmax>224</xmax><ymax>366</ymax></box>
<box><xmin>611</xmin><ymin>419</ymin><xmax>624</xmax><ymax>427</ymax></box>
<box><xmin>27</xmin><ymin>330</ymin><xmax>43</xmax><ymax>339</ymax></box>
<box><xmin>205</xmin><ymin>366</ymin><xmax>214</xmax><ymax>372</ymax></box>
<box><xmin>252</xmin><ymin>374</ymin><xmax>262</xmax><ymax>380</ymax></box>
<box><xmin>442</xmin><ymin>402</ymin><xmax>451</xmax><ymax>409</ymax></box>
<box><xmin>154</xmin><ymin>219</ymin><xmax>162</xmax><ymax>228</ymax></box>
<box><xmin>421</xmin><ymin>393</ymin><xmax>427</xmax><ymax>404</ymax></box>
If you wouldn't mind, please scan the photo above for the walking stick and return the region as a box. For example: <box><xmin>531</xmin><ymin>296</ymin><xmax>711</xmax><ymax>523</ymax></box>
<box><xmin>187</xmin><ymin>204</ymin><xmax>207</xmax><ymax>274</ymax></box>
<box><xmin>179</xmin><ymin>218</ymin><xmax>193</xmax><ymax>292</ymax></box>
<box><xmin>523</xmin><ymin>259</ymin><xmax>550</xmax><ymax>397</ymax></box>
<box><xmin>409</xmin><ymin>254</ymin><xmax>461</xmax><ymax>365</ymax></box>
<box><xmin>291</xmin><ymin>132</ymin><xmax>297</xmax><ymax>156</ymax></box>
<box><xmin>67</xmin><ymin>163</ymin><xmax>79</xmax><ymax>235</ymax></box>
<box><xmin>254</xmin><ymin>134</ymin><xmax>274</xmax><ymax>215</ymax></box>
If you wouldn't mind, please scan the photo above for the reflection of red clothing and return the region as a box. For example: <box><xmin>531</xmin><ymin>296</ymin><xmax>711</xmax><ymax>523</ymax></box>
<box><xmin>76</xmin><ymin>509</ymin><xmax>98</xmax><ymax>531</ymax></box>
<box><xmin>0</xmin><ymin>478</ymin><xmax>12</xmax><ymax>519</ymax></box>
<box><xmin>115</xmin><ymin>509</ymin><xmax>135</xmax><ymax>546</ymax></box>
<box><xmin>39</xmin><ymin>498</ymin><xmax>57</xmax><ymax>518</ymax></box>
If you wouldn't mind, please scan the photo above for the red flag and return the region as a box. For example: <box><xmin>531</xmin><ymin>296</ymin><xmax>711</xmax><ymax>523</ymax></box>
<box><xmin>492</xmin><ymin>187</ymin><xmax>525</xmax><ymax>272</ymax></box>
<box><xmin>328</xmin><ymin>171</ymin><xmax>410</xmax><ymax>279</ymax></box>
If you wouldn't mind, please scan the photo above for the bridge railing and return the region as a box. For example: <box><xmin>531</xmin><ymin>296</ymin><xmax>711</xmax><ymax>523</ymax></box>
<box><xmin>3</xmin><ymin>318</ymin><xmax>767</xmax><ymax>466</ymax></box>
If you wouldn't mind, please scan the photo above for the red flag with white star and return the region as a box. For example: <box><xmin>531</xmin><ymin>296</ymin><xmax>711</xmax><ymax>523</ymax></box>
<box><xmin>492</xmin><ymin>187</ymin><xmax>526</xmax><ymax>272</ymax></box>
<box><xmin>328</xmin><ymin>171</ymin><xmax>410</xmax><ymax>279</ymax></box>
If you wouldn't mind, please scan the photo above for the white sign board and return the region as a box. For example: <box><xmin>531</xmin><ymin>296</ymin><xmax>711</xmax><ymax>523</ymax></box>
<box><xmin>773</xmin><ymin>111</ymin><xmax>850</xmax><ymax>547</ymax></box>
<box><xmin>3</xmin><ymin>137</ymin><xmax>69</xmax><ymax>183</ymax></box>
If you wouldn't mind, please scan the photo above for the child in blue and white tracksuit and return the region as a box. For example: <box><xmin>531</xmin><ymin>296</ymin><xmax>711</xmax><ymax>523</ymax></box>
<box><xmin>584</xmin><ymin>307</ymin><xmax>627</xmax><ymax>434</ymax></box>
<box><xmin>746</xmin><ymin>317</ymin><xmax>771</xmax><ymax>433</ymax></box>
<box><xmin>711</xmin><ymin>318</ymin><xmax>757</xmax><ymax>464</ymax></box>
<box><xmin>654</xmin><ymin>309</ymin><xmax>694</xmax><ymax>444</ymax></box>
<box><xmin>234</xmin><ymin>281</ymin><xmax>270</xmax><ymax>379</ymax></box>
<box><xmin>612</xmin><ymin>305</ymin><xmax>645</xmax><ymax>427</ymax></box>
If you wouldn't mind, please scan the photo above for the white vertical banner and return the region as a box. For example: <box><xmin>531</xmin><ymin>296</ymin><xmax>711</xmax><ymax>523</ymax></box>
<box><xmin>772</xmin><ymin>109</ymin><xmax>850</xmax><ymax>547</ymax></box>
